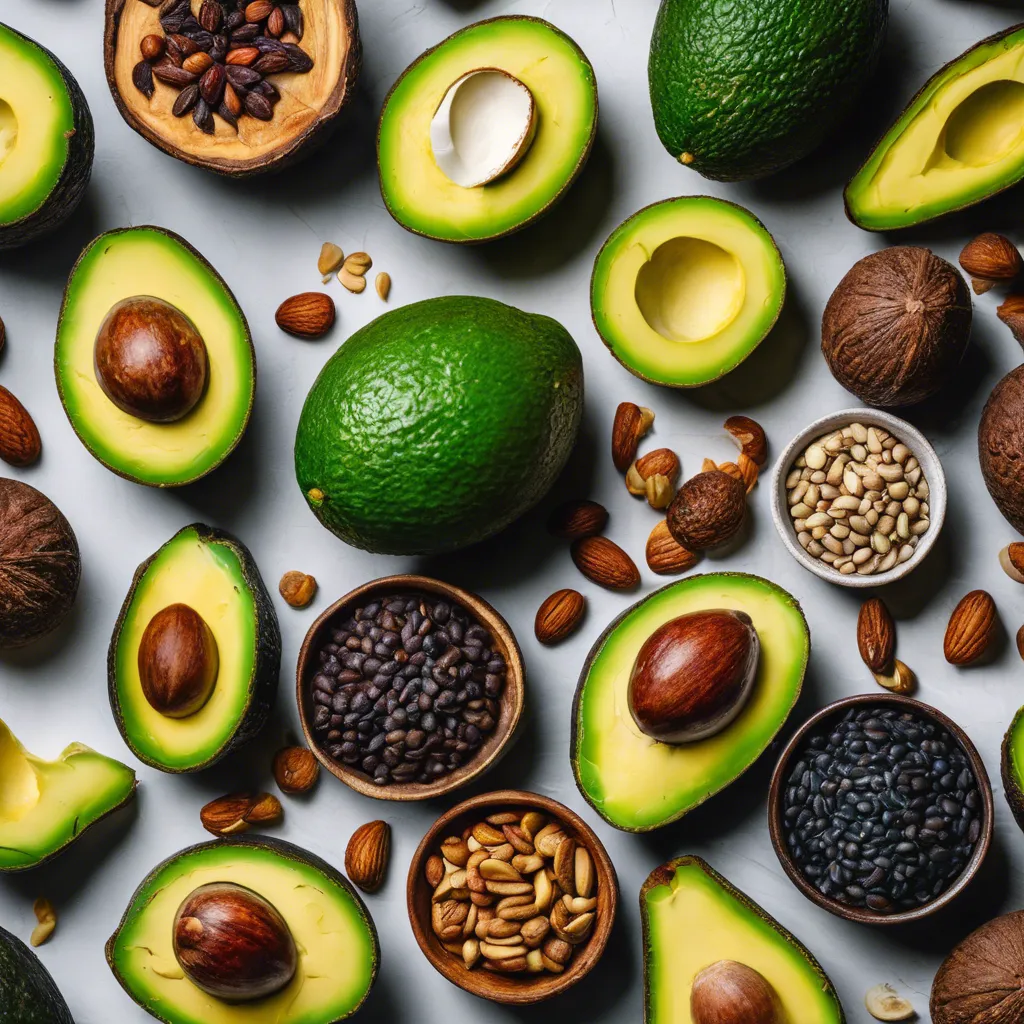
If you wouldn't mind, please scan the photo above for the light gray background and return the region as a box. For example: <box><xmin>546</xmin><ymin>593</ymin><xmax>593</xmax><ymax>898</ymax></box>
<box><xmin>1</xmin><ymin>0</ymin><xmax>1023</xmax><ymax>1020</ymax></box>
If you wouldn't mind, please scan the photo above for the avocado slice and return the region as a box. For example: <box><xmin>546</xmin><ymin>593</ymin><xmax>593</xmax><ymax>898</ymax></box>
<box><xmin>591</xmin><ymin>197</ymin><xmax>786</xmax><ymax>387</ymax></box>
<box><xmin>571</xmin><ymin>573</ymin><xmax>809</xmax><ymax>832</ymax></box>
<box><xmin>108</xmin><ymin>524</ymin><xmax>280</xmax><ymax>773</ymax></box>
<box><xmin>641</xmin><ymin>857</ymin><xmax>845</xmax><ymax>1023</ymax></box>
<box><xmin>0</xmin><ymin>923</ymin><xmax>74</xmax><ymax>1024</ymax></box>
<box><xmin>55</xmin><ymin>226</ymin><xmax>255</xmax><ymax>487</ymax></box>
<box><xmin>1001</xmin><ymin>705</ymin><xmax>1024</xmax><ymax>833</ymax></box>
<box><xmin>378</xmin><ymin>16</ymin><xmax>598</xmax><ymax>242</ymax></box>
<box><xmin>0</xmin><ymin>717</ymin><xmax>136</xmax><ymax>871</ymax></box>
<box><xmin>106</xmin><ymin>836</ymin><xmax>379</xmax><ymax>1024</ymax></box>
<box><xmin>847</xmin><ymin>25</ymin><xmax>1024</xmax><ymax>230</ymax></box>
<box><xmin>0</xmin><ymin>23</ymin><xmax>93</xmax><ymax>249</ymax></box>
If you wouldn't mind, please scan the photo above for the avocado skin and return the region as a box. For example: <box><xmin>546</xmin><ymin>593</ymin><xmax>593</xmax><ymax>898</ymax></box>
<box><xmin>107</xmin><ymin>524</ymin><xmax>281</xmax><ymax>773</ymax></box>
<box><xmin>1001</xmin><ymin>706</ymin><xmax>1024</xmax><ymax>834</ymax></box>
<box><xmin>0</xmin><ymin>24</ymin><xmax>93</xmax><ymax>250</ymax></box>
<box><xmin>0</xmin><ymin>924</ymin><xmax>74</xmax><ymax>1024</ymax></box>
<box><xmin>649</xmin><ymin>0</ymin><xmax>888</xmax><ymax>181</ymax></box>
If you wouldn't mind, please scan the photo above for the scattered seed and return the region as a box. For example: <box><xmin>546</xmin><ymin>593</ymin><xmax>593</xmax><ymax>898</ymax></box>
<box><xmin>375</xmin><ymin>272</ymin><xmax>391</xmax><ymax>301</ymax></box>
<box><xmin>339</xmin><ymin>267</ymin><xmax>367</xmax><ymax>293</ymax></box>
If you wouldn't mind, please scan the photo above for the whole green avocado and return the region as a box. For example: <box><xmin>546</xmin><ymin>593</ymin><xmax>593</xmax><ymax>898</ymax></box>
<box><xmin>649</xmin><ymin>0</ymin><xmax>888</xmax><ymax>181</ymax></box>
<box><xmin>0</xmin><ymin>925</ymin><xmax>74</xmax><ymax>1023</ymax></box>
<box><xmin>294</xmin><ymin>296</ymin><xmax>584</xmax><ymax>555</ymax></box>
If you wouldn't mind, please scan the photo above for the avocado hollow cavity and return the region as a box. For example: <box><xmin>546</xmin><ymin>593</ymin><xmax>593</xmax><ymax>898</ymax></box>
<box><xmin>0</xmin><ymin>100</ymin><xmax>16</xmax><ymax>165</ymax></box>
<box><xmin>942</xmin><ymin>79</ymin><xmax>1024</xmax><ymax>166</ymax></box>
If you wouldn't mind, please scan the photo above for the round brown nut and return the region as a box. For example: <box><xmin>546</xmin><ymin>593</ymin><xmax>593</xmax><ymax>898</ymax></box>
<box><xmin>666</xmin><ymin>470</ymin><xmax>746</xmax><ymax>551</ymax></box>
<box><xmin>279</xmin><ymin>571</ymin><xmax>317</xmax><ymax>609</ymax></box>
<box><xmin>273</xmin><ymin>746</ymin><xmax>320</xmax><ymax>794</ymax></box>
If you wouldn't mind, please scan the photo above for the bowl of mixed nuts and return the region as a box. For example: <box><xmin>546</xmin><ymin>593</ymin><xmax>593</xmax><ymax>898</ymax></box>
<box><xmin>770</xmin><ymin>409</ymin><xmax>946</xmax><ymax>588</ymax></box>
<box><xmin>407</xmin><ymin>790</ymin><xmax>618</xmax><ymax>1004</ymax></box>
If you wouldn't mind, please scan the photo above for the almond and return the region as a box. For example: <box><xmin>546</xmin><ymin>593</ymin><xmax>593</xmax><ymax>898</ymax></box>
<box><xmin>0</xmin><ymin>386</ymin><xmax>41</xmax><ymax>467</ymax></box>
<box><xmin>944</xmin><ymin>590</ymin><xmax>997</xmax><ymax>666</ymax></box>
<box><xmin>275</xmin><ymin>292</ymin><xmax>335</xmax><ymax>338</ymax></box>
<box><xmin>724</xmin><ymin>415</ymin><xmax>768</xmax><ymax>467</ymax></box>
<box><xmin>346</xmin><ymin>819</ymin><xmax>391</xmax><ymax>893</ymax></box>
<box><xmin>611</xmin><ymin>402</ymin><xmax>654</xmax><ymax>472</ymax></box>
<box><xmin>636</xmin><ymin>448</ymin><xmax>680</xmax><ymax>484</ymax></box>
<box><xmin>999</xmin><ymin>542</ymin><xmax>1024</xmax><ymax>583</ymax></box>
<box><xmin>1017</xmin><ymin>624</ymin><xmax>1024</xmax><ymax>663</ymax></box>
<box><xmin>857</xmin><ymin>597</ymin><xmax>895</xmax><ymax>673</ymax></box>
<box><xmin>959</xmin><ymin>233</ymin><xmax>1022</xmax><ymax>294</ymax></box>
<box><xmin>546</xmin><ymin>499</ymin><xmax>608</xmax><ymax>540</ymax></box>
<box><xmin>534</xmin><ymin>589</ymin><xmax>585</xmax><ymax>645</ymax></box>
<box><xmin>570</xmin><ymin>536</ymin><xmax>640</xmax><ymax>590</ymax></box>
<box><xmin>737</xmin><ymin>453</ymin><xmax>759</xmax><ymax>493</ymax></box>
<box><xmin>997</xmin><ymin>294</ymin><xmax>1024</xmax><ymax>347</ymax></box>
<box><xmin>717</xmin><ymin>461</ymin><xmax>743</xmax><ymax>482</ymax></box>
<box><xmin>645</xmin><ymin>520</ymin><xmax>698</xmax><ymax>575</ymax></box>
<box><xmin>273</xmin><ymin>745</ymin><xmax>320</xmax><ymax>794</ymax></box>
<box><xmin>200</xmin><ymin>792</ymin><xmax>282</xmax><ymax>836</ymax></box>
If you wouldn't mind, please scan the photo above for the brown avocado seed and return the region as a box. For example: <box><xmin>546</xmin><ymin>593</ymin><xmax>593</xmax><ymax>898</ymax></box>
<box><xmin>691</xmin><ymin>960</ymin><xmax>781</xmax><ymax>1024</ymax></box>
<box><xmin>94</xmin><ymin>296</ymin><xmax>208</xmax><ymax>422</ymax></box>
<box><xmin>138</xmin><ymin>603</ymin><xmax>219</xmax><ymax>718</ymax></box>
<box><xmin>628</xmin><ymin>610</ymin><xmax>760</xmax><ymax>745</ymax></box>
<box><xmin>173</xmin><ymin>882</ymin><xmax>297</xmax><ymax>1003</ymax></box>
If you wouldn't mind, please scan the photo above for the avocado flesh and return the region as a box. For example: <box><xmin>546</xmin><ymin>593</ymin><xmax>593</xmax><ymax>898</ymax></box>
<box><xmin>847</xmin><ymin>25</ymin><xmax>1024</xmax><ymax>230</ymax></box>
<box><xmin>378</xmin><ymin>16</ymin><xmax>597</xmax><ymax>242</ymax></box>
<box><xmin>572</xmin><ymin>574</ymin><xmax>809</xmax><ymax>832</ymax></box>
<box><xmin>110</xmin><ymin>525</ymin><xmax>280</xmax><ymax>773</ymax></box>
<box><xmin>0</xmin><ymin>718</ymin><xmax>136</xmax><ymax>871</ymax></box>
<box><xmin>1001</xmin><ymin>704</ymin><xmax>1024</xmax><ymax>832</ymax></box>
<box><xmin>592</xmin><ymin>197</ymin><xmax>786</xmax><ymax>387</ymax></box>
<box><xmin>0</xmin><ymin>924</ymin><xmax>74</xmax><ymax>1024</ymax></box>
<box><xmin>642</xmin><ymin>857</ymin><xmax>845</xmax><ymax>1024</ymax></box>
<box><xmin>106</xmin><ymin>838</ymin><xmax>378</xmax><ymax>1024</ymax></box>
<box><xmin>55</xmin><ymin>226</ymin><xmax>254</xmax><ymax>486</ymax></box>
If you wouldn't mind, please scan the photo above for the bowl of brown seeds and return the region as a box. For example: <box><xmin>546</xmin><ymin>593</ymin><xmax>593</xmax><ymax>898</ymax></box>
<box><xmin>770</xmin><ymin>409</ymin><xmax>946</xmax><ymax>588</ymax></box>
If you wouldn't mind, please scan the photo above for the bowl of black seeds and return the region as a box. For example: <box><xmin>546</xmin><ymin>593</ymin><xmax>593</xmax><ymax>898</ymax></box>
<box><xmin>297</xmin><ymin>574</ymin><xmax>525</xmax><ymax>801</ymax></box>
<box><xmin>769</xmin><ymin>693</ymin><xmax>992</xmax><ymax>924</ymax></box>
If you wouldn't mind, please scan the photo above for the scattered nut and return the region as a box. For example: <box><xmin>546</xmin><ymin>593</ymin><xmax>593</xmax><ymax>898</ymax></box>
<box><xmin>944</xmin><ymin>590</ymin><xmax>997</xmax><ymax>666</ymax></box>
<box><xmin>0</xmin><ymin>385</ymin><xmax>41</xmax><ymax>467</ymax></box>
<box><xmin>1018</xmin><ymin>625</ymin><xmax>1024</xmax><ymax>662</ymax></box>
<box><xmin>724</xmin><ymin>414</ymin><xmax>768</xmax><ymax>466</ymax></box>
<box><xmin>534</xmin><ymin>589</ymin><xmax>586</xmax><ymax>645</ymax></box>
<box><xmin>317</xmin><ymin>241</ymin><xmax>345</xmax><ymax>277</ymax></box>
<box><xmin>959</xmin><ymin>232</ymin><xmax>1022</xmax><ymax>295</ymax></box>
<box><xmin>999</xmin><ymin>294</ymin><xmax>1024</xmax><ymax>348</ymax></box>
<box><xmin>645</xmin><ymin>520</ymin><xmax>698</xmax><ymax>575</ymax></box>
<box><xmin>737</xmin><ymin>453</ymin><xmax>759</xmax><ymax>493</ymax></box>
<box><xmin>343</xmin><ymin>252</ymin><xmax>372</xmax><ymax>276</ymax></box>
<box><xmin>570</xmin><ymin>536</ymin><xmax>640</xmax><ymax>590</ymax></box>
<box><xmin>0</xmin><ymin>315</ymin><xmax>5</xmax><ymax>355</ymax></box>
<box><xmin>611</xmin><ymin>402</ymin><xmax>654</xmax><ymax>472</ymax></box>
<box><xmin>30</xmin><ymin>898</ymin><xmax>56</xmax><ymax>947</ymax></box>
<box><xmin>627</xmin><ymin>448</ymin><xmax>681</xmax><ymax>508</ymax></box>
<box><xmin>278</xmin><ymin>570</ymin><xmax>317</xmax><ymax>608</ymax></box>
<box><xmin>375</xmin><ymin>272</ymin><xmax>391</xmax><ymax>301</ymax></box>
<box><xmin>346</xmin><ymin>820</ymin><xmax>391</xmax><ymax>893</ymax></box>
<box><xmin>273</xmin><ymin>746</ymin><xmax>320</xmax><ymax>794</ymax></box>
<box><xmin>701</xmin><ymin>458</ymin><xmax>717</xmax><ymax>472</ymax></box>
<box><xmin>546</xmin><ymin>499</ymin><xmax>608</xmax><ymax>540</ymax></box>
<box><xmin>873</xmin><ymin>659</ymin><xmax>916</xmax><ymax>695</ymax></box>
<box><xmin>200</xmin><ymin>792</ymin><xmax>283</xmax><ymax>836</ymax></box>
<box><xmin>275</xmin><ymin>292</ymin><xmax>336</xmax><ymax>338</ymax></box>
<box><xmin>857</xmin><ymin>597</ymin><xmax>896</xmax><ymax>673</ymax></box>
<box><xmin>865</xmin><ymin>982</ymin><xmax>915</xmax><ymax>1021</ymax></box>
<box><xmin>666</xmin><ymin>470</ymin><xmax>746</xmax><ymax>551</ymax></box>
<box><xmin>425</xmin><ymin>855</ymin><xmax>445</xmax><ymax>889</ymax></box>
<box><xmin>636</xmin><ymin>448</ymin><xmax>681</xmax><ymax>485</ymax></box>
<box><xmin>338</xmin><ymin>267</ymin><xmax>367</xmax><ymax>293</ymax></box>
<box><xmin>645</xmin><ymin>474</ymin><xmax>674</xmax><ymax>510</ymax></box>
<box><xmin>1000</xmin><ymin>542</ymin><xmax>1024</xmax><ymax>583</ymax></box>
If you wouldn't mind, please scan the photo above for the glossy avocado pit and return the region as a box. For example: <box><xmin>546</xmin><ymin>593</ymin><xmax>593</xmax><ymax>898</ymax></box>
<box><xmin>138</xmin><ymin>603</ymin><xmax>219</xmax><ymax>719</ymax></box>
<box><xmin>691</xmin><ymin>960</ymin><xmax>781</xmax><ymax>1024</ymax></box>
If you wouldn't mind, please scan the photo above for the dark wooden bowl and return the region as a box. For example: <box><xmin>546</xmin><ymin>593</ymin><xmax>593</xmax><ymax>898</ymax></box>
<box><xmin>768</xmin><ymin>692</ymin><xmax>993</xmax><ymax>925</ymax></box>
<box><xmin>407</xmin><ymin>790</ymin><xmax>618</xmax><ymax>1004</ymax></box>
<box><xmin>296</xmin><ymin>575</ymin><xmax>525</xmax><ymax>802</ymax></box>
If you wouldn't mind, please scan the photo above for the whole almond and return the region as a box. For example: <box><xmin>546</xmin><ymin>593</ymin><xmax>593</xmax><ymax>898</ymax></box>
<box><xmin>273</xmin><ymin>746</ymin><xmax>319</xmax><ymax>794</ymax></box>
<box><xmin>346</xmin><ymin>820</ymin><xmax>391</xmax><ymax>893</ymax></box>
<box><xmin>225</xmin><ymin>46</ymin><xmax>260</xmax><ymax>66</ymax></box>
<box><xmin>182</xmin><ymin>51</ymin><xmax>214</xmax><ymax>75</ymax></box>
<box><xmin>960</xmin><ymin>233</ymin><xmax>1023</xmax><ymax>294</ymax></box>
<box><xmin>857</xmin><ymin>597</ymin><xmax>895</xmax><ymax>673</ymax></box>
<box><xmin>944</xmin><ymin>590</ymin><xmax>997</xmax><ymax>666</ymax></box>
<box><xmin>200</xmin><ymin>792</ymin><xmax>282</xmax><ymax>836</ymax></box>
<box><xmin>570</xmin><ymin>536</ymin><xmax>640</xmax><ymax>590</ymax></box>
<box><xmin>724</xmin><ymin>415</ymin><xmax>768</xmax><ymax>466</ymax></box>
<box><xmin>611</xmin><ymin>402</ymin><xmax>654</xmax><ymax>472</ymax></box>
<box><xmin>645</xmin><ymin>520</ymin><xmax>698</xmax><ymax>575</ymax></box>
<box><xmin>275</xmin><ymin>292</ymin><xmax>335</xmax><ymax>338</ymax></box>
<box><xmin>0</xmin><ymin>386</ymin><xmax>41</xmax><ymax>467</ymax></box>
<box><xmin>546</xmin><ymin>499</ymin><xmax>608</xmax><ymax>540</ymax></box>
<box><xmin>535</xmin><ymin>590</ymin><xmax>586</xmax><ymax>645</ymax></box>
<box><xmin>636</xmin><ymin>448</ymin><xmax>680</xmax><ymax>484</ymax></box>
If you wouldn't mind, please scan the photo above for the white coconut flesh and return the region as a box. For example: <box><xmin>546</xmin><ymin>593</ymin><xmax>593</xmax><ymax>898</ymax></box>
<box><xmin>429</xmin><ymin>69</ymin><xmax>538</xmax><ymax>189</ymax></box>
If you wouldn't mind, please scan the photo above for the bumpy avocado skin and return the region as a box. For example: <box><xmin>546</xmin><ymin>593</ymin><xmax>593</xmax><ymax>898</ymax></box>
<box><xmin>0</xmin><ymin>925</ymin><xmax>74</xmax><ymax>1024</ymax></box>
<box><xmin>649</xmin><ymin>0</ymin><xmax>888</xmax><ymax>181</ymax></box>
<box><xmin>294</xmin><ymin>296</ymin><xmax>584</xmax><ymax>555</ymax></box>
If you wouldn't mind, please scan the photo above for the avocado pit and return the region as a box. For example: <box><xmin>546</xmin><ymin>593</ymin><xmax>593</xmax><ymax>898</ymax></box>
<box><xmin>138</xmin><ymin>603</ymin><xmax>219</xmax><ymax>719</ymax></box>
<box><xmin>691</xmin><ymin>960</ymin><xmax>781</xmax><ymax>1024</ymax></box>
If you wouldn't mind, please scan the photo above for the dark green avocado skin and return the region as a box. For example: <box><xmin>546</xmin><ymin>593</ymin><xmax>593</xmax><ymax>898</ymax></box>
<box><xmin>0</xmin><ymin>924</ymin><xmax>74</xmax><ymax>1024</ymax></box>
<box><xmin>107</xmin><ymin>523</ymin><xmax>281</xmax><ymax>773</ymax></box>
<box><xmin>648</xmin><ymin>0</ymin><xmax>888</xmax><ymax>181</ymax></box>
<box><xmin>0</xmin><ymin>24</ymin><xmax>93</xmax><ymax>250</ymax></box>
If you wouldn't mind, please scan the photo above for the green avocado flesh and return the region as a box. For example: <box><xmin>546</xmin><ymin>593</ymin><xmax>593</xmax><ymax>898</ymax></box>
<box><xmin>55</xmin><ymin>226</ymin><xmax>255</xmax><ymax>486</ymax></box>
<box><xmin>0</xmin><ymin>924</ymin><xmax>74</xmax><ymax>1024</ymax></box>
<box><xmin>642</xmin><ymin>857</ymin><xmax>844</xmax><ymax>1024</ymax></box>
<box><xmin>572</xmin><ymin>574</ymin><xmax>809</xmax><ymax>832</ymax></box>
<box><xmin>378</xmin><ymin>16</ymin><xmax>597</xmax><ymax>242</ymax></box>
<box><xmin>109</xmin><ymin>524</ymin><xmax>280</xmax><ymax>773</ymax></box>
<box><xmin>295</xmin><ymin>295</ymin><xmax>583</xmax><ymax>555</ymax></box>
<box><xmin>1001</xmin><ymin>704</ymin><xmax>1024</xmax><ymax>832</ymax></box>
<box><xmin>649</xmin><ymin>0</ymin><xmax>887</xmax><ymax>181</ymax></box>
<box><xmin>0</xmin><ymin>718</ymin><xmax>135</xmax><ymax>871</ymax></box>
<box><xmin>847</xmin><ymin>24</ymin><xmax>1024</xmax><ymax>230</ymax></box>
<box><xmin>106</xmin><ymin>838</ymin><xmax>378</xmax><ymax>1024</ymax></box>
<box><xmin>591</xmin><ymin>197</ymin><xmax>786</xmax><ymax>387</ymax></box>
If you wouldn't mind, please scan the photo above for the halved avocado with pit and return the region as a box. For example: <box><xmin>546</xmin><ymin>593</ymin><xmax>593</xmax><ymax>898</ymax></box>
<box><xmin>847</xmin><ymin>24</ymin><xmax>1024</xmax><ymax>230</ymax></box>
<box><xmin>0</xmin><ymin>23</ymin><xmax>93</xmax><ymax>249</ymax></box>
<box><xmin>591</xmin><ymin>197</ymin><xmax>786</xmax><ymax>387</ymax></box>
<box><xmin>106</xmin><ymin>836</ymin><xmax>379</xmax><ymax>1024</ymax></box>
<box><xmin>641</xmin><ymin>856</ymin><xmax>845</xmax><ymax>1023</ymax></box>
<box><xmin>0</xmin><ymin>717</ymin><xmax>136</xmax><ymax>871</ymax></box>
<box><xmin>108</xmin><ymin>524</ymin><xmax>280</xmax><ymax>773</ymax></box>
<box><xmin>55</xmin><ymin>226</ymin><xmax>254</xmax><ymax>487</ymax></box>
<box><xmin>378</xmin><ymin>16</ymin><xmax>598</xmax><ymax>243</ymax></box>
<box><xmin>571</xmin><ymin>573</ymin><xmax>809</xmax><ymax>832</ymax></box>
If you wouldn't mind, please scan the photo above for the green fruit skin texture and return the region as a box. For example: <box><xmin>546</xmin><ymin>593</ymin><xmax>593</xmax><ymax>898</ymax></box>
<box><xmin>295</xmin><ymin>296</ymin><xmax>583</xmax><ymax>555</ymax></box>
<box><xmin>0</xmin><ymin>925</ymin><xmax>74</xmax><ymax>1024</ymax></box>
<box><xmin>649</xmin><ymin>0</ymin><xmax>888</xmax><ymax>181</ymax></box>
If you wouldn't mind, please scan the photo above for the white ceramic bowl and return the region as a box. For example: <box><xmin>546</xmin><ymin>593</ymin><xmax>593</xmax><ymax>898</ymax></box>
<box><xmin>770</xmin><ymin>409</ymin><xmax>946</xmax><ymax>588</ymax></box>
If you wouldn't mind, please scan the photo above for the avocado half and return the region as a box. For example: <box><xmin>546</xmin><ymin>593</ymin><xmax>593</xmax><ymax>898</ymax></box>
<box><xmin>847</xmin><ymin>23</ymin><xmax>1024</xmax><ymax>230</ymax></box>
<box><xmin>0</xmin><ymin>923</ymin><xmax>74</xmax><ymax>1024</ymax></box>
<box><xmin>55</xmin><ymin>226</ymin><xmax>255</xmax><ymax>487</ymax></box>
<box><xmin>591</xmin><ymin>196</ymin><xmax>786</xmax><ymax>387</ymax></box>
<box><xmin>641</xmin><ymin>857</ymin><xmax>845</xmax><ymax>1023</ymax></box>
<box><xmin>0</xmin><ymin>23</ymin><xmax>93</xmax><ymax>249</ymax></box>
<box><xmin>108</xmin><ymin>523</ymin><xmax>280</xmax><ymax>773</ymax></box>
<box><xmin>378</xmin><ymin>16</ymin><xmax>598</xmax><ymax>242</ymax></box>
<box><xmin>571</xmin><ymin>573</ymin><xmax>809</xmax><ymax>832</ymax></box>
<box><xmin>106</xmin><ymin>836</ymin><xmax>379</xmax><ymax>1024</ymax></box>
<box><xmin>295</xmin><ymin>295</ymin><xmax>583</xmax><ymax>555</ymax></box>
<box><xmin>1001</xmin><ymin>705</ymin><xmax>1024</xmax><ymax>833</ymax></box>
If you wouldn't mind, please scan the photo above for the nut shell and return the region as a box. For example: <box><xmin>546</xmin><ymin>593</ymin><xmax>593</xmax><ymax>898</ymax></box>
<box><xmin>272</xmin><ymin>746</ymin><xmax>319</xmax><ymax>794</ymax></box>
<box><xmin>346</xmin><ymin>820</ymin><xmax>391</xmax><ymax>893</ymax></box>
<box><xmin>666</xmin><ymin>470</ymin><xmax>746</xmax><ymax>551</ymax></box>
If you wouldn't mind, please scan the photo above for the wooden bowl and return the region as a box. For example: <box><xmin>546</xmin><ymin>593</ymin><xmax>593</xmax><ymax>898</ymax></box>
<box><xmin>407</xmin><ymin>790</ymin><xmax>618</xmax><ymax>1004</ymax></box>
<box><xmin>768</xmin><ymin>693</ymin><xmax>993</xmax><ymax>925</ymax></box>
<box><xmin>296</xmin><ymin>575</ymin><xmax>525</xmax><ymax>802</ymax></box>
